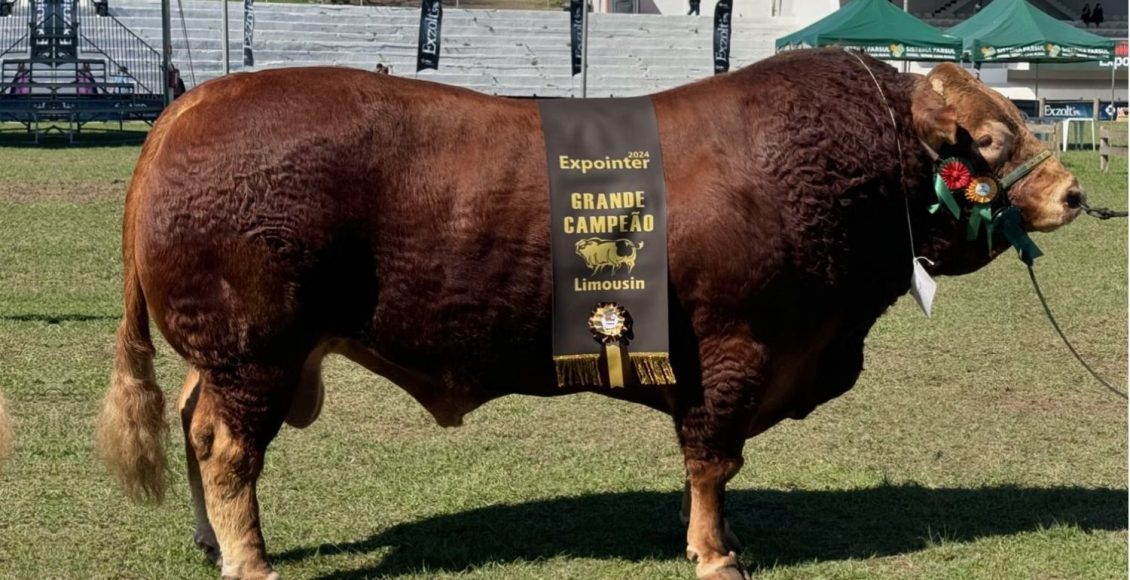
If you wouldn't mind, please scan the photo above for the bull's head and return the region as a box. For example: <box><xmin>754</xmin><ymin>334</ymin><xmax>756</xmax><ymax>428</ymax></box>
<box><xmin>912</xmin><ymin>63</ymin><xmax>1084</xmax><ymax>234</ymax></box>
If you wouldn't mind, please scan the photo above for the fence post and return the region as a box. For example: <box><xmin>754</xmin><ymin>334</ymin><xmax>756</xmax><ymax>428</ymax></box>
<box><xmin>1092</xmin><ymin>97</ymin><xmax>1101</xmax><ymax>150</ymax></box>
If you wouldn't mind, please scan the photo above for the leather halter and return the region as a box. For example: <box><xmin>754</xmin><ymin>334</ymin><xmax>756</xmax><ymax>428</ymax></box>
<box><xmin>998</xmin><ymin>149</ymin><xmax>1052</xmax><ymax>191</ymax></box>
<box><xmin>926</xmin><ymin>145</ymin><xmax>1053</xmax><ymax>205</ymax></box>
<box><xmin>989</xmin><ymin>148</ymin><xmax>1054</xmax><ymax>264</ymax></box>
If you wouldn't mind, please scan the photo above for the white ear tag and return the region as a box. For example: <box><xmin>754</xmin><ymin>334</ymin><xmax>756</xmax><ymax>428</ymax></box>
<box><xmin>910</xmin><ymin>257</ymin><xmax>936</xmax><ymax>317</ymax></box>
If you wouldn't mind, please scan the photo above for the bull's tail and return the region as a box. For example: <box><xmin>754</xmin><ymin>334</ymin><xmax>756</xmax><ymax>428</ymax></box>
<box><xmin>97</xmin><ymin>216</ymin><xmax>168</xmax><ymax>503</ymax></box>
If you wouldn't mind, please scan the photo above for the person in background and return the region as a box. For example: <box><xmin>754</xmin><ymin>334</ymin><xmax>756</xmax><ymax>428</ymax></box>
<box><xmin>973</xmin><ymin>2</ymin><xmax>981</xmax><ymax>13</ymax></box>
<box><xmin>111</xmin><ymin>65</ymin><xmax>132</xmax><ymax>94</ymax></box>
<box><xmin>687</xmin><ymin>0</ymin><xmax>700</xmax><ymax>15</ymax></box>
<box><xmin>76</xmin><ymin>63</ymin><xmax>98</xmax><ymax>96</ymax></box>
<box><xmin>10</xmin><ymin>63</ymin><xmax>30</xmax><ymax>95</ymax></box>
<box><xmin>1081</xmin><ymin>3</ymin><xmax>1092</xmax><ymax>26</ymax></box>
<box><xmin>1092</xmin><ymin>3</ymin><xmax>1104</xmax><ymax>27</ymax></box>
<box><xmin>168</xmin><ymin>64</ymin><xmax>186</xmax><ymax>99</ymax></box>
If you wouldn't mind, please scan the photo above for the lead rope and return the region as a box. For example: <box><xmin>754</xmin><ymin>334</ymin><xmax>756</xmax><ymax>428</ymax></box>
<box><xmin>1080</xmin><ymin>201</ymin><xmax>1129</xmax><ymax>220</ymax></box>
<box><xmin>1026</xmin><ymin>264</ymin><xmax>1128</xmax><ymax>400</ymax></box>
<box><xmin>1040</xmin><ymin>198</ymin><xmax>1129</xmax><ymax>399</ymax></box>
<box><xmin>1028</xmin><ymin>198</ymin><xmax>1127</xmax><ymax>399</ymax></box>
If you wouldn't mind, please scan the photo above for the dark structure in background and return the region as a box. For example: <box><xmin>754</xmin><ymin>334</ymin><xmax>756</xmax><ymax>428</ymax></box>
<box><xmin>0</xmin><ymin>0</ymin><xmax>165</xmax><ymax>141</ymax></box>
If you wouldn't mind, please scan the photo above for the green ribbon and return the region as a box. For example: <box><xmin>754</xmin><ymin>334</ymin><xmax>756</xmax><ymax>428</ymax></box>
<box><xmin>928</xmin><ymin>161</ymin><xmax>1045</xmax><ymax>264</ymax></box>
<box><xmin>993</xmin><ymin>207</ymin><xmax>1043</xmax><ymax>265</ymax></box>
<box><xmin>966</xmin><ymin>203</ymin><xmax>994</xmax><ymax>249</ymax></box>
<box><xmin>930</xmin><ymin>173</ymin><xmax>961</xmax><ymax>218</ymax></box>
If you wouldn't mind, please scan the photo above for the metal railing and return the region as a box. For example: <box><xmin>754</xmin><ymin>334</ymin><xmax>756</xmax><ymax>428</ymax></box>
<box><xmin>76</xmin><ymin>0</ymin><xmax>161</xmax><ymax>94</ymax></box>
<box><xmin>0</xmin><ymin>0</ymin><xmax>30</xmax><ymax>59</ymax></box>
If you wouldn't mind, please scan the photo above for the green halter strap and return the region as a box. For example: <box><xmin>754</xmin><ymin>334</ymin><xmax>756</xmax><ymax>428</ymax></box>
<box><xmin>991</xmin><ymin>149</ymin><xmax>1053</xmax><ymax>265</ymax></box>
<box><xmin>999</xmin><ymin>149</ymin><xmax>1052</xmax><ymax>190</ymax></box>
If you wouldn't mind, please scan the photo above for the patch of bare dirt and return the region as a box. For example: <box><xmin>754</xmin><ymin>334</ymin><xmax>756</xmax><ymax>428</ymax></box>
<box><xmin>0</xmin><ymin>179</ymin><xmax>128</xmax><ymax>204</ymax></box>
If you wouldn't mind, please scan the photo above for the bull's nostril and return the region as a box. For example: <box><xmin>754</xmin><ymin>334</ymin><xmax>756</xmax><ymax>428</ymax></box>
<box><xmin>1066</xmin><ymin>190</ymin><xmax>1083</xmax><ymax>209</ymax></box>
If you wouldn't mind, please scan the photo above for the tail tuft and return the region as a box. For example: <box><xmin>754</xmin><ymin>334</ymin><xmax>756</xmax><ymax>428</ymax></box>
<box><xmin>97</xmin><ymin>244</ymin><xmax>168</xmax><ymax>503</ymax></box>
<box><xmin>97</xmin><ymin>333</ymin><xmax>168</xmax><ymax>503</ymax></box>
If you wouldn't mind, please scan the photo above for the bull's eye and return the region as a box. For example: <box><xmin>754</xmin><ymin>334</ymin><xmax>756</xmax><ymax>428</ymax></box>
<box><xmin>973</xmin><ymin>123</ymin><xmax>1014</xmax><ymax>168</ymax></box>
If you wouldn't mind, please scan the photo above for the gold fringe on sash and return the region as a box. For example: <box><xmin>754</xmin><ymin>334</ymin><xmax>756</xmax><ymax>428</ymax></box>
<box><xmin>555</xmin><ymin>354</ymin><xmax>601</xmax><ymax>388</ymax></box>
<box><xmin>630</xmin><ymin>352</ymin><xmax>677</xmax><ymax>385</ymax></box>
<box><xmin>555</xmin><ymin>352</ymin><xmax>677</xmax><ymax>387</ymax></box>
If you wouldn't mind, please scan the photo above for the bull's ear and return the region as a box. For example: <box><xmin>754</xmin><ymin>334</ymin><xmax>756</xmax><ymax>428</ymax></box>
<box><xmin>911</xmin><ymin>75</ymin><xmax>957</xmax><ymax>150</ymax></box>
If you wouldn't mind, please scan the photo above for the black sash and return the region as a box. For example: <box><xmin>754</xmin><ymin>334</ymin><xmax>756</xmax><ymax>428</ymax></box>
<box><xmin>538</xmin><ymin>97</ymin><xmax>675</xmax><ymax>388</ymax></box>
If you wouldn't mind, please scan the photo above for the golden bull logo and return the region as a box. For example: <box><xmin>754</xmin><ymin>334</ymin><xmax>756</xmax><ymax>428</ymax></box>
<box><xmin>575</xmin><ymin>237</ymin><xmax>645</xmax><ymax>275</ymax></box>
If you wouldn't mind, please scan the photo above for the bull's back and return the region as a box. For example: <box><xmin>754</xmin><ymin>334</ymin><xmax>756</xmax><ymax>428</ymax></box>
<box><xmin>129</xmin><ymin>68</ymin><xmax>554</xmax><ymax>370</ymax></box>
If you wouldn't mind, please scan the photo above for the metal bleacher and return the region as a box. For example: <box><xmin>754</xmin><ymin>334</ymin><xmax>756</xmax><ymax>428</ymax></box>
<box><xmin>0</xmin><ymin>0</ymin><xmax>165</xmax><ymax>141</ymax></box>
<box><xmin>109</xmin><ymin>0</ymin><xmax>793</xmax><ymax>97</ymax></box>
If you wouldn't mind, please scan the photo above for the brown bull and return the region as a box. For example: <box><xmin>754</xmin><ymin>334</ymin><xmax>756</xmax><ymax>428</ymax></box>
<box><xmin>97</xmin><ymin>49</ymin><xmax>1083</xmax><ymax>580</ymax></box>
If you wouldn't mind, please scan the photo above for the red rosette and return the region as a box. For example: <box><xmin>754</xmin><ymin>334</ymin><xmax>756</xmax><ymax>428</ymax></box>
<box><xmin>938</xmin><ymin>159</ymin><xmax>972</xmax><ymax>191</ymax></box>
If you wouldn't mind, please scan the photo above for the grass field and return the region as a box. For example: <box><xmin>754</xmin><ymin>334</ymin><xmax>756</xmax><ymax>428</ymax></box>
<box><xmin>0</xmin><ymin>143</ymin><xmax>1125</xmax><ymax>579</ymax></box>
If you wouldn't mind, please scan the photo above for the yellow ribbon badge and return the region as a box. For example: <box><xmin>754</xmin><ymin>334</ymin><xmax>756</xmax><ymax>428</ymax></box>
<box><xmin>588</xmin><ymin>303</ymin><xmax>632</xmax><ymax>388</ymax></box>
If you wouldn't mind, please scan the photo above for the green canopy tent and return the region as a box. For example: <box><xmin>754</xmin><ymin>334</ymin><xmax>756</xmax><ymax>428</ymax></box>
<box><xmin>948</xmin><ymin>0</ymin><xmax>1114</xmax><ymax>63</ymax></box>
<box><xmin>775</xmin><ymin>0</ymin><xmax>961</xmax><ymax>61</ymax></box>
<box><xmin>946</xmin><ymin>0</ymin><xmax>1115</xmax><ymax>97</ymax></box>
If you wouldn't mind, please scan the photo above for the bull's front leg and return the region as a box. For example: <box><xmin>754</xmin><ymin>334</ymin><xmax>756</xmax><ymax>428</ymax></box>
<box><xmin>679</xmin><ymin>480</ymin><xmax>741</xmax><ymax>554</ymax></box>
<box><xmin>675</xmin><ymin>332</ymin><xmax>762</xmax><ymax>580</ymax></box>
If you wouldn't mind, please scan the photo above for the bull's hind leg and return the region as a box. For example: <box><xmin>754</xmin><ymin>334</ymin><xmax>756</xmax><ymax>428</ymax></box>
<box><xmin>187</xmin><ymin>365</ymin><xmax>293</xmax><ymax>580</ymax></box>
<box><xmin>178</xmin><ymin>367</ymin><xmax>221</xmax><ymax>565</ymax></box>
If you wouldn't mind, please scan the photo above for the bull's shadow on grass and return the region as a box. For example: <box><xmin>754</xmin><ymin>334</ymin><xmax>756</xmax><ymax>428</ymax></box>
<box><xmin>0</xmin><ymin>124</ymin><xmax>148</xmax><ymax>148</ymax></box>
<box><xmin>276</xmin><ymin>484</ymin><xmax>1127</xmax><ymax>578</ymax></box>
<box><xmin>0</xmin><ymin>314</ymin><xmax>118</xmax><ymax>324</ymax></box>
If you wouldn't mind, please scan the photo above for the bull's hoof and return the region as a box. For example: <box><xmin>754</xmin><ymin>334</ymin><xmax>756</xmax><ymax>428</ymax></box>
<box><xmin>680</xmin><ymin>519</ymin><xmax>742</xmax><ymax>553</ymax></box>
<box><xmin>219</xmin><ymin>552</ymin><xmax>279</xmax><ymax>580</ymax></box>
<box><xmin>696</xmin><ymin>552</ymin><xmax>749</xmax><ymax>580</ymax></box>
<box><xmin>700</xmin><ymin>565</ymin><xmax>750</xmax><ymax>580</ymax></box>
<box><xmin>220</xmin><ymin>567</ymin><xmax>279</xmax><ymax>580</ymax></box>
<box><xmin>193</xmin><ymin>531</ymin><xmax>222</xmax><ymax>566</ymax></box>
